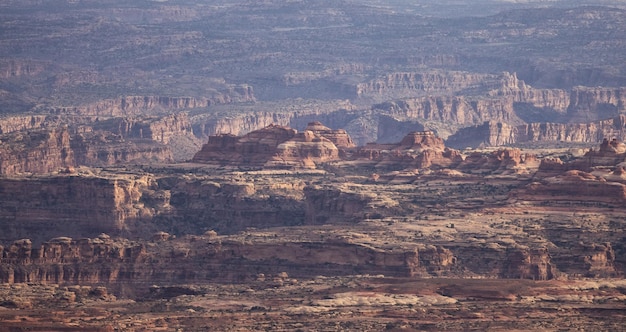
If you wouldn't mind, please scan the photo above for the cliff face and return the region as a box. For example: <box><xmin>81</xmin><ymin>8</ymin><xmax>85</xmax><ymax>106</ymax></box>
<box><xmin>0</xmin><ymin>170</ymin><xmax>311</xmax><ymax>244</ymax></box>
<box><xmin>0</xmin><ymin>115</ymin><xmax>62</xmax><ymax>135</ymax></box>
<box><xmin>48</xmin><ymin>89</ymin><xmax>255</xmax><ymax>117</ymax></box>
<box><xmin>356</xmin><ymin>71</ymin><xmax>508</xmax><ymax>99</ymax></box>
<box><xmin>568</xmin><ymin>87</ymin><xmax>626</xmax><ymax>122</ymax></box>
<box><xmin>367</xmin><ymin>72</ymin><xmax>626</xmax><ymax>147</ymax></box>
<box><xmin>512</xmin><ymin>170</ymin><xmax>626</xmax><ymax>207</ymax></box>
<box><xmin>448</xmin><ymin>115</ymin><xmax>626</xmax><ymax>148</ymax></box>
<box><xmin>0</xmin><ymin>175</ymin><xmax>154</xmax><ymax>244</ymax></box>
<box><xmin>0</xmin><ymin>113</ymin><xmax>203</xmax><ymax>175</ymax></box>
<box><xmin>0</xmin><ymin>235</ymin><xmax>448</xmax><ymax>285</ymax></box>
<box><xmin>375</xmin><ymin>97</ymin><xmax>521</xmax><ymax>127</ymax></box>
<box><xmin>0</xmin><ymin>128</ymin><xmax>74</xmax><ymax>175</ymax></box>
<box><xmin>304</xmin><ymin>185</ymin><xmax>374</xmax><ymax>224</ymax></box>
<box><xmin>0</xmin><ymin>127</ymin><xmax>174</xmax><ymax>175</ymax></box>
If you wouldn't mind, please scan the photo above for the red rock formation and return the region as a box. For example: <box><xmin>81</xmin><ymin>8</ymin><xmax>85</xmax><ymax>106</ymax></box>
<box><xmin>503</xmin><ymin>247</ymin><xmax>555</xmax><ymax>280</ymax></box>
<box><xmin>457</xmin><ymin>148</ymin><xmax>540</xmax><ymax>175</ymax></box>
<box><xmin>304</xmin><ymin>121</ymin><xmax>355</xmax><ymax>149</ymax></box>
<box><xmin>304</xmin><ymin>185</ymin><xmax>374</xmax><ymax>224</ymax></box>
<box><xmin>192</xmin><ymin>123</ymin><xmax>349</xmax><ymax>169</ymax></box>
<box><xmin>353</xmin><ymin>131</ymin><xmax>463</xmax><ymax>170</ymax></box>
<box><xmin>0</xmin><ymin>115</ymin><xmax>63</xmax><ymax>135</ymax></box>
<box><xmin>375</xmin><ymin>96</ymin><xmax>521</xmax><ymax>126</ymax></box>
<box><xmin>0</xmin><ymin>235</ymin><xmax>449</xmax><ymax>284</ymax></box>
<box><xmin>568</xmin><ymin>87</ymin><xmax>626</xmax><ymax>122</ymax></box>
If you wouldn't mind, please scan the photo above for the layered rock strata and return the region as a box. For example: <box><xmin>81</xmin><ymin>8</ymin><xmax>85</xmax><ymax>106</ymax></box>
<box><xmin>0</xmin><ymin>174</ymin><xmax>154</xmax><ymax>244</ymax></box>
<box><xmin>0</xmin><ymin>127</ymin><xmax>173</xmax><ymax>175</ymax></box>
<box><xmin>448</xmin><ymin>115</ymin><xmax>626</xmax><ymax>148</ymax></box>
<box><xmin>192</xmin><ymin>122</ymin><xmax>349</xmax><ymax>169</ymax></box>
<box><xmin>47</xmin><ymin>89</ymin><xmax>255</xmax><ymax>117</ymax></box>
<box><xmin>352</xmin><ymin>131</ymin><xmax>463</xmax><ymax>170</ymax></box>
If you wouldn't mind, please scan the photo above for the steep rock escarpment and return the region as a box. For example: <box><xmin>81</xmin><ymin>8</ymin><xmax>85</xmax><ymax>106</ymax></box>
<box><xmin>91</xmin><ymin>113</ymin><xmax>194</xmax><ymax>144</ymax></box>
<box><xmin>48</xmin><ymin>88</ymin><xmax>255</xmax><ymax>117</ymax></box>
<box><xmin>155</xmin><ymin>178</ymin><xmax>305</xmax><ymax>235</ymax></box>
<box><xmin>374</xmin><ymin>97</ymin><xmax>522</xmax><ymax>127</ymax></box>
<box><xmin>304</xmin><ymin>185</ymin><xmax>376</xmax><ymax>224</ymax></box>
<box><xmin>0</xmin><ymin>235</ymin><xmax>454</xmax><ymax>285</ymax></box>
<box><xmin>567</xmin><ymin>87</ymin><xmax>626</xmax><ymax>122</ymax></box>
<box><xmin>0</xmin><ymin>114</ymin><xmax>202</xmax><ymax>174</ymax></box>
<box><xmin>0</xmin><ymin>115</ymin><xmax>63</xmax><ymax>135</ymax></box>
<box><xmin>0</xmin><ymin>174</ymin><xmax>155</xmax><ymax>244</ymax></box>
<box><xmin>0</xmin><ymin>128</ymin><xmax>74</xmax><ymax>175</ymax></box>
<box><xmin>0</xmin><ymin>171</ymin><xmax>309</xmax><ymax>243</ymax></box>
<box><xmin>448</xmin><ymin>115</ymin><xmax>626</xmax><ymax>148</ymax></box>
<box><xmin>1</xmin><ymin>233</ymin><xmax>616</xmax><ymax>286</ymax></box>
<box><xmin>512</xmin><ymin>170</ymin><xmax>626</xmax><ymax>207</ymax></box>
<box><xmin>0</xmin><ymin>127</ymin><xmax>173</xmax><ymax>175</ymax></box>
<box><xmin>357</xmin><ymin>71</ymin><xmax>509</xmax><ymax>99</ymax></box>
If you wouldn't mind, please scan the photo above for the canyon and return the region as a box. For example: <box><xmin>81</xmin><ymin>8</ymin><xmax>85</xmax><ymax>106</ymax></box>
<box><xmin>1</xmin><ymin>0</ymin><xmax>626</xmax><ymax>330</ymax></box>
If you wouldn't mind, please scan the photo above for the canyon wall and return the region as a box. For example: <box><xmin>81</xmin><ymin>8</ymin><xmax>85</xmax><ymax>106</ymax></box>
<box><xmin>47</xmin><ymin>88</ymin><xmax>255</xmax><ymax>117</ymax></box>
<box><xmin>0</xmin><ymin>175</ymin><xmax>153</xmax><ymax>244</ymax></box>
<box><xmin>0</xmin><ymin>127</ymin><xmax>174</xmax><ymax>175</ymax></box>
<box><xmin>0</xmin><ymin>114</ymin><xmax>201</xmax><ymax>175</ymax></box>
<box><xmin>0</xmin><ymin>128</ymin><xmax>74</xmax><ymax>175</ymax></box>
<box><xmin>448</xmin><ymin>115</ymin><xmax>626</xmax><ymax>148</ymax></box>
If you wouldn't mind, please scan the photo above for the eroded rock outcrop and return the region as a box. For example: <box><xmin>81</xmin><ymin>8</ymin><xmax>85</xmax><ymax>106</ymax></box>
<box><xmin>192</xmin><ymin>123</ymin><xmax>350</xmax><ymax>169</ymax></box>
<box><xmin>0</xmin><ymin>235</ymin><xmax>442</xmax><ymax>284</ymax></box>
<box><xmin>352</xmin><ymin>131</ymin><xmax>463</xmax><ymax>170</ymax></box>
<box><xmin>457</xmin><ymin>149</ymin><xmax>540</xmax><ymax>175</ymax></box>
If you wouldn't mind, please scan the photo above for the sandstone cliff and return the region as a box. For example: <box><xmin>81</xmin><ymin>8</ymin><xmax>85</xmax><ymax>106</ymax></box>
<box><xmin>0</xmin><ymin>128</ymin><xmax>74</xmax><ymax>175</ymax></box>
<box><xmin>567</xmin><ymin>87</ymin><xmax>626</xmax><ymax>122</ymax></box>
<box><xmin>0</xmin><ymin>174</ymin><xmax>155</xmax><ymax>244</ymax></box>
<box><xmin>47</xmin><ymin>88</ymin><xmax>255</xmax><ymax>117</ymax></box>
<box><xmin>0</xmin><ymin>235</ymin><xmax>445</xmax><ymax>284</ymax></box>
<box><xmin>0</xmin><ymin>126</ymin><xmax>174</xmax><ymax>175</ymax></box>
<box><xmin>0</xmin><ymin>115</ymin><xmax>63</xmax><ymax>135</ymax></box>
<box><xmin>448</xmin><ymin>115</ymin><xmax>626</xmax><ymax>148</ymax></box>
<box><xmin>512</xmin><ymin>170</ymin><xmax>626</xmax><ymax>207</ymax></box>
<box><xmin>0</xmin><ymin>113</ymin><xmax>205</xmax><ymax>174</ymax></box>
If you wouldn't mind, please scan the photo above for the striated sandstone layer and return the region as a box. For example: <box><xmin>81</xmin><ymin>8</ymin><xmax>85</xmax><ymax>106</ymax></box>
<box><xmin>47</xmin><ymin>89</ymin><xmax>255</xmax><ymax>117</ymax></box>
<box><xmin>448</xmin><ymin>115</ymin><xmax>626</xmax><ymax>148</ymax></box>
<box><xmin>0</xmin><ymin>174</ymin><xmax>155</xmax><ymax>244</ymax></box>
